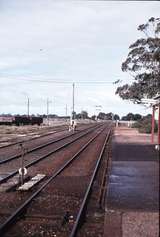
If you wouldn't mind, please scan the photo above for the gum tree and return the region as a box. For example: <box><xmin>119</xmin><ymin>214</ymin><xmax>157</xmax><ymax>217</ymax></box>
<box><xmin>116</xmin><ymin>17</ymin><xmax>160</xmax><ymax>103</ymax></box>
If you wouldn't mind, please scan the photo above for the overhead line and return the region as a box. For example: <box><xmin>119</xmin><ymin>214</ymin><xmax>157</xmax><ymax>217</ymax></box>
<box><xmin>10</xmin><ymin>79</ymin><xmax>116</xmax><ymax>84</ymax></box>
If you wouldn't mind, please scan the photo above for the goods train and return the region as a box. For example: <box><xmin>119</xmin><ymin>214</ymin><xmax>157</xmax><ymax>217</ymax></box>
<box><xmin>0</xmin><ymin>116</ymin><xmax>43</xmax><ymax>126</ymax></box>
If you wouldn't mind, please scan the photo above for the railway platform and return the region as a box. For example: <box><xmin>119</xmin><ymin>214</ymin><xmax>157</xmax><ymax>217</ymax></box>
<box><xmin>104</xmin><ymin>127</ymin><xmax>159</xmax><ymax>237</ymax></box>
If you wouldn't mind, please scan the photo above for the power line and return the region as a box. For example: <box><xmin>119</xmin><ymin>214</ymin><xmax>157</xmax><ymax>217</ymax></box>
<box><xmin>6</xmin><ymin>78</ymin><xmax>118</xmax><ymax>84</ymax></box>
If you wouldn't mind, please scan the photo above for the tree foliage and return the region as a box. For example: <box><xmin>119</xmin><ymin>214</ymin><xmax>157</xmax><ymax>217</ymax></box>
<box><xmin>76</xmin><ymin>110</ymin><xmax>88</xmax><ymax>119</ymax></box>
<box><xmin>97</xmin><ymin>112</ymin><xmax>116</xmax><ymax>120</ymax></box>
<box><xmin>114</xmin><ymin>114</ymin><xmax>120</xmax><ymax>120</ymax></box>
<box><xmin>132</xmin><ymin>114</ymin><xmax>158</xmax><ymax>134</ymax></box>
<box><xmin>121</xmin><ymin>113</ymin><xmax>142</xmax><ymax>121</ymax></box>
<box><xmin>116</xmin><ymin>17</ymin><xmax>160</xmax><ymax>103</ymax></box>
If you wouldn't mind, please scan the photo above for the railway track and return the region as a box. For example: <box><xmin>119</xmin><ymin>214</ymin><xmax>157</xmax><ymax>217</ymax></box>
<box><xmin>71</xmin><ymin>129</ymin><xmax>112</xmax><ymax>237</ymax></box>
<box><xmin>0</xmin><ymin>127</ymin><xmax>66</xmax><ymax>150</ymax></box>
<box><xmin>0</xmin><ymin>123</ymin><xmax>97</xmax><ymax>163</ymax></box>
<box><xmin>0</xmin><ymin>124</ymin><xmax>92</xmax><ymax>165</ymax></box>
<box><xmin>0</xmin><ymin>125</ymin><xmax>69</xmax><ymax>149</ymax></box>
<box><xmin>0</xmin><ymin>122</ymin><xmax>112</xmax><ymax>237</ymax></box>
<box><xmin>0</xmin><ymin>123</ymin><xmax>102</xmax><ymax>184</ymax></box>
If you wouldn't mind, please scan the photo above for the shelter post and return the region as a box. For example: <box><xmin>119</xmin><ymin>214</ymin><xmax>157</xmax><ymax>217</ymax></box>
<box><xmin>151</xmin><ymin>105</ymin><xmax>155</xmax><ymax>144</ymax></box>
<box><xmin>158</xmin><ymin>104</ymin><xmax>160</xmax><ymax>145</ymax></box>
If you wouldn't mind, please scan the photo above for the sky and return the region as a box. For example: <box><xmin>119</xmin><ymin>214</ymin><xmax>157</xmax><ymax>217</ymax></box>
<box><xmin>0</xmin><ymin>0</ymin><xmax>159</xmax><ymax>117</ymax></box>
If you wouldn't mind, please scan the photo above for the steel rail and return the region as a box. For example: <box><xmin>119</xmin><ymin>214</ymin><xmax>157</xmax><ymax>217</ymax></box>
<box><xmin>0</xmin><ymin>124</ymin><xmax>99</xmax><ymax>165</ymax></box>
<box><xmin>69</xmin><ymin>129</ymin><xmax>111</xmax><ymax>237</ymax></box>
<box><xmin>0</xmin><ymin>124</ymin><xmax>95</xmax><ymax>150</ymax></box>
<box><xmin>0</xmin><ymin>125</ymin><xmax>107</xmax><ymax>236</ymax></box>
<box><xmin>0</xmin><ymin>124</ymin><xmax>103</xmax><ymax>184</ymax></box>
<box><xmin>0</xmin><ymin>127</ymin><xmax>67</xmax><ymax>150</ymax></box>
<box><xmin>0</xmin><ymin>131</ymin><xmax>71</xmax><ymax>165</ymax></box>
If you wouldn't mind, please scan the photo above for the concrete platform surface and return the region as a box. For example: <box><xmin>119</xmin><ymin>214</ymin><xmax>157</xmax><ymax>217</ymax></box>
<box><xmin>104</xmin><ymin>127</ymin><xmax>159</xmax><ymax>237</ymax></box>
<box><xmin>104</xmin><ymin>211</ymin><xmax>159</xmax><ymax>237</ymax></box>
<box><xmin>107</xmin><ymin>161</ymin><xmax>159</xmax><ymax>211</ymax></box>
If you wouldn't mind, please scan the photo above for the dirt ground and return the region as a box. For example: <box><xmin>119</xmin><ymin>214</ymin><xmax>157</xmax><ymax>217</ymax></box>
<box><xmin>0</xmin><ymin>124</ymin><xmax>66</xmax><ymax>146</ymax></box>
<box><xmin>0</xmin><ymin>121</ymin><xmax>96</xmax><ymax>147</ymax></box>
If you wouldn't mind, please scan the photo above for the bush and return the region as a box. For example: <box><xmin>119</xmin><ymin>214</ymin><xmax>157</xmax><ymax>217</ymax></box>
<box><xmin>132</xmin><ymin>117</ymin><xmax>158</xmax><ymax>134</ymax></box>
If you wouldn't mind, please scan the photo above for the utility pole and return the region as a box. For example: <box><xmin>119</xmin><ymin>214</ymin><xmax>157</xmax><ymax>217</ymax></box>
<box><xmin>95</xmin><ymin>105</ymin><xmax>102</xmax><ymax>121</ymax></box>
<box><xmin>27</xmin><ymin>98</ymin><xmax>30</xmax><ymax>117</ymax></box>
<box><xmin>72</xmin><ymin>83</ymin><xmax>75</xmax><ymax>120</ymax></box>
<box><xmin>53</xmin><ymin>98</ymin><xmax>54</xmax><ymax>116</ymax></box>
<box><xmin>46</xmin><ymin>99</ymin><xmax>52</xmax><ymax>125</ymax></box>
<box><xmin>65</xmin><ymin>104</ymin><xmax>68</xmax><ymax>117</ymax></box>
<box><xmin>19</xmin><ymin>143</ymin><xmax>27</xmax><ymax>185</ymax></box>
<box><xmin>47</xmin><ymin>98</ymin><xmax>49</xmax><ymax>125</ymax></box>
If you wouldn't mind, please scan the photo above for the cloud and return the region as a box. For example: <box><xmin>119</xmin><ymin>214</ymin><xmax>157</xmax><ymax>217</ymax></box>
<box><xmin>0</xmin><ymin>1</ymin><xmax>158</xmax><ymax>116</ymax></box>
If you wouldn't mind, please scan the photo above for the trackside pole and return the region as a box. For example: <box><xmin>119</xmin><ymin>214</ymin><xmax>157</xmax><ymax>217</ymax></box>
<box><xmin>158</xmin><ymin>104</ymin><xmax>160</xmax><ymax>145</ymax></box>
<box><xmin>19</xmin><ymin>143</ymin><xmax>27</xmax><ymax>185</ymax></box>
<box><xmin>151</xmin><ymin>105</ymin><xmax>155</xmax><ymax>144</ymax></box>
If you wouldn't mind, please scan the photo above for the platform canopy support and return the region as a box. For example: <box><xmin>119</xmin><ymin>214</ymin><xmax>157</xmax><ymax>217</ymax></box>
<box><xmin>151</xmin><ymin>105</ymin><xmax>155</xmax><ymax>144</ymax></box>
<box><xmin>158</xmin><ymin>103</ymin><xmax>160</xmax><ymax>145</ymax></box>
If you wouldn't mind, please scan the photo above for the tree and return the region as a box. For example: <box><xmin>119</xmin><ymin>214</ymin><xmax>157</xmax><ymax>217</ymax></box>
<box><xmin>134</xmin><ymin>113</ymin><xmax>142</xmax><ymax>121</ymax></box>
<box><xmin>76</xmin><ymin>111</ymin><xmax>88</xmax><ymax>119</ymax></box>
<box><xmin>114</xmin><ymin>114</ymin><xmax>120</xmax><ymax>120</ymax></box>
<box><xmin>132</xmin><ymin>114</ymin><xmax>157</xmax><ymax>133</ymax></box>
<box><xmin>81</xmin><ymin>110</ymin><xmax>88</xmax><ymax>119</ymax></box>
<box><xmin>121</xmin><ymin>113</ymin><xmax>142</xmax><ymax>121</ymax></box>
<box><xmin>91</xmin><ymin>115</ymin><xmax>96</xmax><ymax>120</ymax></box>
<box><xmin>116</xmin><ymin>17</ymin><xmax>160</xmax><ymax>103</ymax></box>
<box><xmin>97</xmin><ymin>112</ymin><xmax>106</xmax><ymax>120</ymax></box>
<box><xmin>121</xmin><ymin>113</ymin><xmax>135</xmax><ymax>121</ymax></box>
<box><xmin>76</xmin><ymin>113</ymin><xmax>82</xmax><ymax>119</ymax></box>
<box><xmin>97</xmin><ymin>112</ymin><xmax>115</xmax><ymax>120</ymax></box>
<box><xmin>105</xmin><ymin>112</ymin><xmax>113</xmax><ymax>120</ymax></box>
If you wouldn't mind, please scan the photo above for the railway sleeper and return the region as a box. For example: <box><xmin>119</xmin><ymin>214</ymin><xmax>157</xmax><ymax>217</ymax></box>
<box><xmin>0</xmin><ymin>175</ymin><xmax>30</xmax><ymax>192</ymax></box>
<box><xmin>17</xmin><ymin>174</ymin><xmax>46</xmax><ymax>191</ymax></box>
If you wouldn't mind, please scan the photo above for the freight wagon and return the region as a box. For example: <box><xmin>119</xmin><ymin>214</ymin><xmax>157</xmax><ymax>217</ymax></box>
<box><xmin>0</xmin><ymin>116</ymin><xmax>43</xmax><ymax>126</ymax></box>
<box><xmin>0</xmin><ymin>116</ymin><xmax>14</xmax><ymax>125</ymax></box>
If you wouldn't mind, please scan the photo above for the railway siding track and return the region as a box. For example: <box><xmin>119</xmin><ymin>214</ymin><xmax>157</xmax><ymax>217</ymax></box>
<box><xmin>0</xmin><ymin>123</ymin><xmax>112</xmax><ymax>237</ymax></box>
<box><xmin>0</xmin><ymin>130</ymin><xmax>75</xmax><ymax>165</ymax></box>
<box><xmin>0</xmin><ymin>124</ymin><xmax>103</xmax><ymax>184</ymax></box>
<box><xmin>0</xmin><ymin>125</ymin><xmax>69</xmax><ymax>149</ymax></box>
<box><xmin>0</xmin><ymin>130</ymin><xmax>58</xmax><ymax>150</ymax></box>
<box><xmin>0</xmin><ymin>129</ymin><xmax>68</xmax><ymax>161</ymax></box>
<box><xmin>0</xmin><ymin>123</ymin><xmax>98</xmax><ymax>164</ymax></box>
